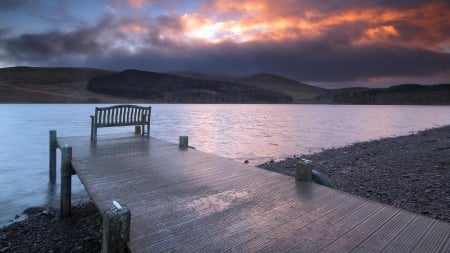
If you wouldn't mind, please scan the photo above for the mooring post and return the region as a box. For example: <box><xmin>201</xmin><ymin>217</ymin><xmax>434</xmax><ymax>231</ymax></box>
<box><xmin>102</xmin><ymin>201</ymin><xmax>131</xmax><ymax>253</ymax></box>
<box><xmin>179</xmin><ymin>136</ymin><xmax>189</xmax><ymax>149</ymax></box>
<box><xmin>49</xmin><ymin>130</ymin><xmax>57</xmax><ymax>184</ymax></box>
<box><xmin>295</xmin><ymin>159</ymin><xmax>312</xmax><ymax>181</ymax></box>
<box><xmin>134</xmin><ymin>126</ymin><xmax>141</xmax><ymax>135</ymax></box>
<box><xmin>60</xmin><ymin>146</ymin><xmax>72</xmax><ymax>218</ymax></box>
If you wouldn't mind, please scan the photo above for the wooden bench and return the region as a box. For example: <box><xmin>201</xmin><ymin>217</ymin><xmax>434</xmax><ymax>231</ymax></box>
<box><xmin>90</xmin><ymin>105</ymin><xmax>151</xmax><ymax>143</ymax></box>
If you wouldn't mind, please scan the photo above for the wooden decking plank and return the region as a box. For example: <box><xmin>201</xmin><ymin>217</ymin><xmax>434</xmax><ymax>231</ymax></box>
<box><xmin>164</xmin><ymin>196</ymin><xmax>353</xmax><ymax>253</ymax></box>
<box><xmin>254</xmin><ymin>198</ymin><xmax>367</xmax><ymax>253</ymax></box>
<box><xmin>410</xmin><ymin>220</ymin><xmax>450</xmax><ymax>253</ymax></box>
<box><xmin>314</xmin><ymin>206</ymin><xmax>400</xmax><ymax>253</ymax></box>
<box><xmin>74</xmin><ymin>156</ymin><xmax>230</xmax><ymax>194</ymax></box>
<box><xmin>202</xmin><ymin>194</ymin><xmax>352</xmax><ymax>252</ymax></box>
<box><xmin>73</xmin><ymin>147</ymin><xmax>257</xmax><ymax>192</ymax></box>
<box><xmin>74</xmin><ymin>157</ymin><xmax>252</xmax><ymax>199</ymax></box>
<box><xmin>194</xmin><ymin>191</ymin><xmax>356</xmax><ymax>253</ymax></box>
<box><xmin>380</xmin><ymin>214</ymin><xmax>436</xmax><ymax>253</ymax></box>
<box><xmin>132</xmin><ymin>184</ymin><xmax>335</xmax><ymax>252</ymax></box>
<box><xmin>121</xmin><ymin>169</ymin><xmax>258</xmax><ymax>212</ymax></box>
<box><xmin>282</xmin><ymin>203</ymin><xmax>384</xmax><ymax>253</ymax></box>
<box><xmin>126</xmin><ymin>175</ymin><xmax>288</xmax><ymax>236</ymax></box>
<box><xmin>127</xmin><ymin>172</ymin><xmax>296</xmax><ymax>239</ymax></box>
<box><xmin>346</xmin><ymin>208</ymin><xmax>417</xmax><ymax>253</ymax></box>
<box><xmin>123</xmin><ymin>166</ymin><xmax>286</xmax><ymax>207</ymax></box>
<box><xmin>56</xmin><ymin>134</ymin><xmax>450</xmax><ymax>253</ymax></box>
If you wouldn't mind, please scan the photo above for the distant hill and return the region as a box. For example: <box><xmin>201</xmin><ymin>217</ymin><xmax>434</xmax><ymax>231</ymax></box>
<box><xmin>0</xmin><ymin>66</ymin><xmax>137</xmax><ymax>103</ymax></box>
<box><xmin>87</xmin><ymin>69</ymin><xmax>293</xmax><ymax>103</ymax></box>
<box><xmin>315</xmin><ymin>84</ymin><xmax>450</xmax><ymax>105</ymax></box>
<box><xmin>1</xmin><ymin>66</ymin><xmax>449</xmax><ymax>105</ymax></box>
<box><xmin>172</xmin><ymin>72</ymin><xmax>326</xmax><ymax>103</ymax></box>
<box><xmin>238</xmin><ymin>73</ymin><xmax>326</xmax><ymax>103</ymax></box>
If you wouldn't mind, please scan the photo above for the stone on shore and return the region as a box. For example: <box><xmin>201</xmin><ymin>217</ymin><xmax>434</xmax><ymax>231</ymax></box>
<box><xmin>259</xmin><ymin>125</ymin><xmax>450</xmax><ymax>222</ymax></box>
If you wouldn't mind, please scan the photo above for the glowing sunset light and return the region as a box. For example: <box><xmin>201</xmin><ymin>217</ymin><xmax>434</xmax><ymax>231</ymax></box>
<box><xmin>118</xmin><ymin>23</ymin><xmax>148</xmax><ymax>35</ymax></box>
<box><xmin>128</xmin><ymin>0</ymin><xmax>146</xmax><ymax>9</ymax></box>
<box><xmin>1</xmin><ymin>0</ymin><xmax>449</xmax><ymax>87</ymax></box>
<box><xmin>353</xmin><ymin>25</ymin><xmax>401</xmax><ymax>46</ymax></box>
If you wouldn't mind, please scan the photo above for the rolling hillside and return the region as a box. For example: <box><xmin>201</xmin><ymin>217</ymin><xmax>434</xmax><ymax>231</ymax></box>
<box><xmin>0</xmin><ymin>66</ymin><xmax>449</xmax><ymax>104</ymax></box>
<box><xmin>87</xmin><ymin>69</ymin><xmax>293</xmax><ymax>103</ymax></box>
<box><xmin>238</xmin><ymin>73</ymin><xmax>326</xmax><ymax>103</ymax></box>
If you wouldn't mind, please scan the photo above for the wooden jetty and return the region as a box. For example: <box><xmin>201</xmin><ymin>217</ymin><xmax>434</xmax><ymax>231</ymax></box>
<box><xmin>50</xmin><ymin>133</ymin><xmax>450</xmax><ymax>253</ymax></box>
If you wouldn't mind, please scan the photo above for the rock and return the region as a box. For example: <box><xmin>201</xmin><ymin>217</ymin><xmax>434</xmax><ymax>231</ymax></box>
<box><xmin>0</xmin><ymin>202</ymin><xmax>102</xmax><ymax>252</ymax></box>
<box><xmin>258</xmin><ymin>125</ymin><xmax>450</xmax><ymax>223</ymax></box>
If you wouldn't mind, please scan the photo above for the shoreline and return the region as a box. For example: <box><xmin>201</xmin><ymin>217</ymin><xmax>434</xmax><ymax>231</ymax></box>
<box><xmin>1</xmin><ymin>125</ymin><xmax>449</xmax><ymax>251</ymax></box>
<box><xmin>260</xmin><ymin>125</ymin><xmax>450</xmax><ymax>222</ymax></box>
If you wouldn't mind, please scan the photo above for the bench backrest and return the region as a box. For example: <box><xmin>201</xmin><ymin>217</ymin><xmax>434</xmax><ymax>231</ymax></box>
<box><xmin>93</xmin><ymin>105</ymin><xmax>151</xmax><ymax>127</ymax></box>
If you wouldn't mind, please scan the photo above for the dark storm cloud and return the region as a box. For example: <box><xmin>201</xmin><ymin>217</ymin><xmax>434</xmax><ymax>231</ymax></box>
<box><xmin>1</xmin><ymin>0</ymin><xmax>449</xmax><ymax>86</ymax></box>
<box><xmin>180</xmin><ymin>39</ymin><xmax>450</xmax><ymax>82</ymax></box>
<box><xmin>0</xmin><ymin>11</ymin><xmax>187</xmax><ymax>64</ymax></box>
<box><xmin>0</xmin><ymin>0</ymin><xmax>36</xmax><ymax>12</ymax></box>
<box><xmin>53</xmin><ymin>34</ymin><xmax>448</xmax><ymax>84</ymax></box>
<box><xmin>2</xmin><ymin>19</ymin><xmax>449</xmax><ymax>83</ymax></box>
<box><xmin>2</xmin><ymin>29</ymin><xmax>102</xmax><ymax>62</ymax></box>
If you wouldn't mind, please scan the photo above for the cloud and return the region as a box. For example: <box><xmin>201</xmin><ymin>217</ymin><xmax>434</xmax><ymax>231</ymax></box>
<box><xmin>0</xmin><ymin>0</ymin><xmax>36</xmax><ymax>12</ymax></box>
<box><xmin>1</xmin><ymin>0</ymin><xmax>449</xmax><ymax>86</ymax></box>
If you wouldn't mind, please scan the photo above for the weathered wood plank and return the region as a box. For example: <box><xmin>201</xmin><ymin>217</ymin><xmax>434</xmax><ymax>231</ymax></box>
<box><xmin>57</xmin><ymin>134</ymin><xmax>450</xmax><ymax>253</ymax></box>
<box><xmin>146</xmin><ymin>188</ymin><xmax>339</xmax><ymax>252</ymax></box>
<box><xmin>49</xmin><ymin>130</ymin><xmax>57</xmax><ymax>184</ymax></box>
<box><xmin>314</xmin><ymin>206</ymin><xmax>401</xmax><ymax>253</ymax></box>
<box><xmin>381</xmin><ymin>215</ymin><xmax>437</xmax><ymax>253</ymax></box>
<box><xmin>60</xmin><ymin>146</ymin><xmax>72</xmax><ymax>218</ymax></box>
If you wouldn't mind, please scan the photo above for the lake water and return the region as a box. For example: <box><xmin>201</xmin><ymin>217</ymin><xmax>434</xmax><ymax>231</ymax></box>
<box><xmin>1</xmin><ymin>104</ymin><xmax>450</xmax><ymax>226</ymax></box>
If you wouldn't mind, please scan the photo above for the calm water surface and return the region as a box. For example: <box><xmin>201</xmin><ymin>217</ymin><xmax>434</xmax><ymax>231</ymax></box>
<box><xmin>1</xmin><ymin>104</ymin><xmax>450</xmax><ymax>226</ymax></box>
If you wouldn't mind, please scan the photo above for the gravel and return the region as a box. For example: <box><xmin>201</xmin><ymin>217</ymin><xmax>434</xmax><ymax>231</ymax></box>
<box><xmin>260</xmin><ymin>125</ymin><xmax>450</xmax><ymax>222</ymax></box>
<box><xmin>0</xmin><ymin>202</ymin><xmax>102</xmax><ymax>253</ymax></box>
<box><xmin>1</xmin><ymin>125</ymin><xmax>449</xmax><ymax>252</ymax></box>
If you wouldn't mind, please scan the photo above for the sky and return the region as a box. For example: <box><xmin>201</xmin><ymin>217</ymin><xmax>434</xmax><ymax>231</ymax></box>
<box><xmin>0</xmin><ymin>0</ymin><xmax>450</xmax><ymax>88</ymax></box>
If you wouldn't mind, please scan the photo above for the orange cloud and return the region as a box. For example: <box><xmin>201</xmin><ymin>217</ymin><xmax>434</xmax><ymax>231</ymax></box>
<box><xmin>118</xmin><ymin>23</ymin><xmax>148</xmax><ymax>35</ymax></box>
<box><xmin>183</xmin><ymin>0</ymin><xmax>450</xmax><ymax>53</ymax></box>
<box><xmin>128</xmin><ymin>0</ymin><xmax>146</xmax><ymax>8</ymax></box>
<box><xmin>355</xmin><ymin>25</ymin><xmax>400</xmax><ymax>46</ymax></box>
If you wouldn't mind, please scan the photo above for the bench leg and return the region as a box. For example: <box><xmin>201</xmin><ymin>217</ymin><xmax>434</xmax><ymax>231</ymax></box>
<box><xmin>93</xmin><ymin>127</ymin><xmax>98</xmax><ymax>143</ymax></box>
<box><xmin>90</xmin><ymin>116</ymin><xmax>94</xmax><ymax>141</ymax></box>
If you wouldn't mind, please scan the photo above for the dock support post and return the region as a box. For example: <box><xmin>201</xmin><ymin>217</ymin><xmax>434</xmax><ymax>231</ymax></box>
<box><xmin>295</xmin><ymin>159</ymin><xmax>312</xmax><ymax>181</ymax></box>
<box><xmin>60</xmin><ymin>146</ymin><xmax>72</xmax><ymax>218</ymax></box>
<box><xmin>49</xmin><ymin>130</ymin><xmax>57</xmax><ymax>184</ymax></box>
<box><xmin>179</xmin><ymin>136</ymin><xmax>189</xmax><ymax>149</ymax></box>
<box><xmin>103</xmin><ymin>203</ymin><xmax>131</xmax><ymax>253</ymax></box>
<box><xmin>134</xmin><ymin>126</ymin><xmax>141</xmax><ymax>135</ymax></box>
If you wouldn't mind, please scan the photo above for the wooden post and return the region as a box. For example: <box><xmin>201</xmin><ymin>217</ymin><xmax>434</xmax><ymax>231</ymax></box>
<box><xmin>102</xmin><ymin>202</ymin><xmax>131</xmax><ymax>253</ymax></box>
<box><xmin>179</xmin><ymin>136</ymin><xmax>189</xmax><ymax>149</ymax></box>
<box><xmin>134</xmin><ymin>126</ymin><xmax>141</xmax><ymax>135</ymax></box>
<box><xmin>60</xmin><ymin>146</ymin><xmax>72</xmax><ymax>218</ymax></box>
<box><xmin>49</xmin><ymin>130</ymin><xmax>57</xmax><ymax>184</ymax></box>
<box><xmin>295</xmin><ymin>159</ymin><xmax>312</xmax><ymax>181</ymax></box>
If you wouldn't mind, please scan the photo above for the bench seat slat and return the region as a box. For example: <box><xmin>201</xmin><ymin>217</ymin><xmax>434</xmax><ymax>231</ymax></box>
<box><xmin>90</xmin><ymin>105</ymin><xmax>151</xmax><ymax>142</ymax></box>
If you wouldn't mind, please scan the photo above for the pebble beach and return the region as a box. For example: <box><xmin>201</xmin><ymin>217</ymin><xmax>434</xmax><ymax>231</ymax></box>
<box><xmin>260</xmin><ymin>125</ymin><xmax>450</xmax><ymax>222</ymax></box>
<box><xmin>1</xmin><ymin>125</ymin><xmax>449</xmax><ymax>252</ymax></box>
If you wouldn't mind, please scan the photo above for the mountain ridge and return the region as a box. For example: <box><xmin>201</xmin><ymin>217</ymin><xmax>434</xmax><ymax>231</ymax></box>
<box><xmin>0</xmin><ymin>66</ymin><xmax>449</xmax><ymax>104</ymax></box>
<box><xmin>87</xmin><ymin>69</ymin><xmax>293</xmax><ymax>103</ymax></box>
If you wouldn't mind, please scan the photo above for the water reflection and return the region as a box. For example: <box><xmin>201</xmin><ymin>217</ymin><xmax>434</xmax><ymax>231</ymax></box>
<box><xmin>1</xmin><ymin>104</ymin><xmax>450</xmax><ymax>226</ymax></box>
